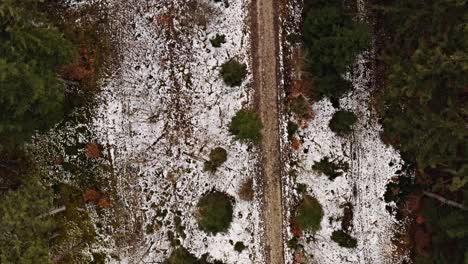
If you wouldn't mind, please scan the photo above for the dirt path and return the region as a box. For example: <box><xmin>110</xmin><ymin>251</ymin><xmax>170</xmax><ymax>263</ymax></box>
<box><xmin>251</xmin><ymin>0</ymin><xmax>284</xmax><ymax>263</ymax></box>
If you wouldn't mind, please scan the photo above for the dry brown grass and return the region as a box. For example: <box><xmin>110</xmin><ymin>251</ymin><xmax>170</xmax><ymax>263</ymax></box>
<box><xmin>238</xmin><ymin>178</ymin><xmax>254</xmax><ymax>201</ymax></box>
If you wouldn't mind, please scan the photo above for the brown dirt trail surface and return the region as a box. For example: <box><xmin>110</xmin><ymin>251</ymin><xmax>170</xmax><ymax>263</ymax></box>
<box><xmin>251</xmin><ymin>0</ymin><xmax>284</xmax><ymax>263</ymax></box>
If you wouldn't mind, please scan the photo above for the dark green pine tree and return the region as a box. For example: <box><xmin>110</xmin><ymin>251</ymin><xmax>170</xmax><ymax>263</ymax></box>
<box><xmin>0</xmin><ymin>174</ymin><xmax>55</xmax><ymax>264</ymax></box>
<box><xmin>0</xmin><ymin>0</ymin><xmax>75</xmax><ymax>149</ymax></box>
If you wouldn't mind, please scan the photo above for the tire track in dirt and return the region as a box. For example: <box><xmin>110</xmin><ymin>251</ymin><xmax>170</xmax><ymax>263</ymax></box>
<box><xmin>251</xmin><ymin>0</ymin><xmax>284</xmax><ymax>263</ymax></box>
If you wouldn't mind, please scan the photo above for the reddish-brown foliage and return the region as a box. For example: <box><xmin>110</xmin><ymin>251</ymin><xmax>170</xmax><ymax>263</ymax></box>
<box><xmin>84</xmin><ymin>189</ymin><xmax>101</xmax><ymax>203</ymax></box>
<box><xmin>98</xmin><ymin>197</ymin><xmax>112</xmax><ymax>208</ymax></box>
<box><xmin>61</xmin><ymin>47</ymin><xmax>95</xmax><ymax>86</ymax></box>
<box><xmin>290</xmin><ymin>218</ymin><xmax>303</xmax><ymax>238</ymax></box>
<box><xmin>291</xmin><ymin>137</ymin><xmax>301</xmax><ymax>151</ymax></box>
<box><xmin>85</xmin><ymin>143</ymin><xmax>101</xmax><ymax>158</ymax></box>
<box><xmin>414</xmin><ymin>226</ymin><xmax>431</xmax><ymax>256</ymax></box>
<box><xmin>293</xmin><ymin>250</ymin><xmax>305</xmax><ymax>264</ymax></box>
<box><xmin>154</xmin><ymin>14</ymin><xmax>173</xmax><ymax>27</ymax></box>
<box><xmin>407</xmin><ymin>193</ymin><xmax>423</xmax><ymax>214</ymax></box>
<box><xmin>61</xmin><ymin>64</ymin><xmax>94</xmax><ymax>81</ymax></box>
<box><xmin>53</xmin><ymin>156</ymin><xmax>64</xmax><ymax>165</ymax></box>
<box><xmin>416</xmin><ymin>215</ymin><xmax>426</xmax><ymax>225</ymax></box>
<box><xmin>290</xmin><ymin>80</ymin><xmax>303</xmax><ymax>98</ymax></box>
<box><xmin>238</xmin><ymin>178</ymin><xmax>254</xmax><ymax>201</ymax></box>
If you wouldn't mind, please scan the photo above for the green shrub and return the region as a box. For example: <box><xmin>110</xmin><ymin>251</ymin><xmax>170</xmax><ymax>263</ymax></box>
<box><xmin>210</xmin><ymin>34</ymin><xmax>226</xmax><ymax>47</ymax></box>
<box><xmin>164</xmin><ymin>247</ymin><xmax>197</xmax><ymax>264</ymax></box>
<box><xmin>329</xmin><ymin>110</ymin><xmax>357</xmax><ymax>136</ymax></box>
<box><xmin>295</xmin><ymin>195</ymin><xmax>324</xmax><ymax>232</ymax></box>
<box><xmin>198</xmin><ymin>254</ymin><xmax>225</xmax><ymax>264</ymax></box>
<box><xmin>303</xmin><ymin>6</ymin><xmax>371</xmax><ymax>75</ymax></box>
<box><xmin>312</xmin><ymin>157</ymin><xmax>349</xmax><ymax>180</ymax></box>
<box><xmin>331</xmin><ymin>230</ymin><xmax>357</xmax><ymax>248</ymax></box>
<box><xmin>313</xmin><ymin>73</ymin><xmax>353</xmax><ymax>103</ymax></box>
<box><xmin>197</xmin><ymin>191</ymin><xmax>233</xmax><ymax>234</ymax></box>
<box><xmin>234</xmin><ymin>241</ymin><xmax>246</xmax><ymax>252</ymax></box>
<box><xmin>220</xmin><ymin>59</ymin><xmax>247</xmax><ymax>87</ymax></box>
<box><xmin>287</xmin><ymin>121</ymin><xmax>299</xmax><ymax>139</ymax></box>
<box><xmin>290</xmin><ymin>95</ymin><xmax>310</xmax><ymax>118</ymax></box>
<box><xmin>204</xmin><ymin>147</ymin><xmax>227</xmax><ymax>172</ymax></box>
<box><xmin>296</xmin><ymin>183</ymin><xmax>308</xmax><ymax>194</ymax></box>
<box><xmin>229</xmin><ymin>109</ymin><xmax>262</xmax><ymax>142</ymax></box>
<box><xmin>287</xmin><ymin>237</ymin><xmax>299</xmax><ymax>249</ymax></box>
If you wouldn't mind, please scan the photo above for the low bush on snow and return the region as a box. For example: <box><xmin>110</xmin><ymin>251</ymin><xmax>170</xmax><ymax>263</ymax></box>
<box><xmin>331</xmin><ymin>229</ymin><xmax>357</xmax><ymax>248</ymax></box>
<box><xmin>238</xmin><ymin>178</ymin><xmax>254</xmax><ymax>201</ymax></box>
<box><xmin>234</xmin><ymin>241</ymin><xmax>247</xmax><ymax>252</ymax></box>
<box><xmin>164</xmin><ymin>247</ymin><xmax>197</xmax><ymax>264</ymax></box>
<box><xmin>290</xmin><ymin>95</ymin><xmax>311</xmax><ymax>119</ymax></box>
<box><xmin>204</xmin><ymin>147</ymin><xmax>227</xmax><ymax>172</ymax></box>
<box><xmin>197</xmin><ymin>191</ymin><xmax>233</xmax><ymax>234</ymax></box>
<box><xmin>210</xmin><ymin>34</ymin><xmax>226</xmax><ymax>48</ymax></box>
<box><xmin>328</xmin><ymin>110</ymin><xmax>358</xmax><ymax>136</ymax></box>
<box><xmin>312</xmin><ymin>156</ymin><xmax>349</xmax><ymax>180</ymax></box>
<box><xmin>220</xmin><ymin>59</ymin><xmax>247</xmax><ymax>87</ymax></box>
<box><xmin>295</xmin><ymin>195</ymin><xmax>324</xmax><ymax>232</ymax></box>
<box><xmin>229</xmin><ymin>109</ymin><xmax>262</xmax><ymax>142</ymax></box>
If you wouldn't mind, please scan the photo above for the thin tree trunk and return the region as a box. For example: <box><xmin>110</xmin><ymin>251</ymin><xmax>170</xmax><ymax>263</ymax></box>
<box><xmin>422</xmin><ymin>191</ymin><xmax>468</xmax><ymax>211</ymax></box>
<box><xmin>38</xmin><ymin>206</ymin><xmax>66</xmax><ymax>218</ymax></box>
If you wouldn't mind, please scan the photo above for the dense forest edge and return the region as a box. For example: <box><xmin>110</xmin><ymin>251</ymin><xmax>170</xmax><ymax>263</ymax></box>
<box><xmin>0</xmin><ymin>0</ymin><xmax>118</xmax><ymax>262</ymax></box>
<box><xmin>294</xmin><ymin>0</ymin><xmax>467</xmax><ymax>263</ymax></box>
<box><xmin>0</xmin><ymin>0</ymin><xmax>466</xmax><ymax>263</ymax></box>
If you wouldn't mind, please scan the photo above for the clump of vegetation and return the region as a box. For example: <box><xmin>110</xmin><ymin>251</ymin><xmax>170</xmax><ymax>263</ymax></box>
<box><xmin>375</xmin><ymin>0</ymin><xmax>468</xmax><ymax>261</ymax></box>
<box><xmin>294</xmin><ymin>195</ymin><xmax>324</xmax><ymax>232</ymax></box>
<box><xmin>0</xmin><ymin>0</ymin><xmax>76</xmax><ymax>148</ymax></box>
<box><xmin>331</xmin><ymin>230</ymin><xmax>357</xmax><ymax>248</ymax></box>
<box><xmin>287</xmin><ymin>237</ymin><xmax>299</xmax><ymax>250</ymax></box>
<box><xmin>220</xmin><ymin>59</ymin><xmax>247</xmax><ymax>87</ymax></box>
<box><xmin>210</xmin><ymin>34</ymin><xmax>226</xmax><ymax>47</ymax></box>
<box><xmin>229</xmin><ymin>109</ymin><xmax>263</xmax><ymax>142</ymax></box>
<box><xmin>164</xmin><ymin>247</ymin><xmax>197</xmax><ymax>264</ymax></box>
<box><xmin>234</xmin><ymin>241</ymin><xmax>247</xmax><ymax>252</ymax></box>
<box><xmin>296</xmin><ymin>183</ymin><xmax>308</xmax><ymax>194</ymax></box>
<box><xmin>238</xmin><ymin>178</ymin><xmax>254</xmax><ymax>201</ymax></box>
<box><xmin>287</xmin><ymin>121</ymin><xmax>299</xmax><ymax>139</ymax></box>
<box><xmin>204</xmin><ymin>147</ymin><xmax>227</xmax><ymax>172</ymax></box>
<box><xmin>302</xmin><ymin>0</ymin><xmax>370</xmax><ymax>102</ymax></box>
<box><xmin>328</xmin><ymin>110</ymin><xmax>357</xmax><ymax>136</ymax></box>
<box><xmin>197</xmin><ymin>191</ymin><xmax>234</xmax><ymax>234</ymax></box>
<box><xmin>313</xmin><ymin>74</ymin><xmax>353</xmax><ymax>103</ymax></box>
<box><xmin>312</xmin><ymin>157</ymin><xmax>349</xmax><ymax>180</ymax></box>
<box><xmin>290</xmin><ymin>95</ymin><xmax>311</xmax><ymax>119</ymax></box>
<box><xmin>0</xmin><ymin>173</ymin><xmax>55</xmax><ymax>263</ymax></box>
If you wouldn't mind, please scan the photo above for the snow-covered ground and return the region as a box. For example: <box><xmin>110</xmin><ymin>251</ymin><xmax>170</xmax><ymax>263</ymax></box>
<box><xmin>92</xmin><ymin>0</ymin><xmax>264</xmax><ymax>262</ymax></box>
<box><xmin>281</xmin><ymin>1</ymin><xmax>408</xmax><ymax>264</ymax></box>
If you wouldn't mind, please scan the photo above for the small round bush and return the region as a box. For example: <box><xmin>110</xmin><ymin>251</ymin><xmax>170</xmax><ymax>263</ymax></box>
<box><xmin>290</xmin><ymin>95</ymin><xmax>310</xmax><ymax>118</ymax></box>
<box><xmin>220</xmin><ymin>59</ymin><xmax>247</xmax><ymax>87</ymax></box>
<box><xmin>234</xmin><ymin>241</ymin><xmax>246</xmax><ymax>252</ymax></box>
<box><xmin>204</xmin><ymin>147</ymin><xmax>227</xmax><ymax>172</ymax></box>
<box><xmin>295</xmin><ymin>195</ymin><xmax>324</xmax><ymax>232</ymax></box>
<box><xmin>197</xmin><ymin>191</ymin><xmax>233</xmax><ymax>234</ymax></box>
<box><xmin>329</xmin><ymin>110</ymin><xmax>358</xmax><ymax>136</ymax></box>
<box><xmin>164</xmin><ymin>247</ymin><xmax>197</xmax><ymax>264</ymax></box>
<box><xmin>312</xmin><ymin>156</ymin><xmax>349</xmax><ymax>180</ymax></box>
<box><xmin>229</xmin><ymin>109</ymin><xmax>262</xmax><ymax>142</ymax></box>
<box><xmin>210</xmin><ymin>34</ymin><xmax>226</xmax><ymax>48</ymax></box>
<box><xmin>331</xmin><ymin>229</ymin><xmax>357</xmax><ymax>248</ymax></box>
<box><xmin>287</xmin><ymin>121</ymin><xmax>299</xmax><ymax>139</ymax></box>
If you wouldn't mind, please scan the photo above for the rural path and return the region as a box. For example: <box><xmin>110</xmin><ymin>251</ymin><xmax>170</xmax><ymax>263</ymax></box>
<box><xmin>252</xmin><ymin>0</ymin><xmax>284</xmax><ymax>263</ymax></box>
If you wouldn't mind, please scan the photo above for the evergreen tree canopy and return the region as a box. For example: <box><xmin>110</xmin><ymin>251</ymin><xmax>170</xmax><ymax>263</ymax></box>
<box><xmin>302</xmin><ymin>0</ymin><xmax>370</xmax><ymax>101</ymax></box>
<box><xmin>0</xmin><ymin>0</ymin><xmax>75</xmax><ymax>148</ymax></box>
<box><xmin>0</xmin><ymin>174</ymin><xmax>55</xmax><ymax>264</ymax></box>
<box><xmin>303</xmin><ymin>6</ymin><xmax>371</xmax><ymax>75</ymax></box>
<box><xmin>378</xmin><ymin>0</ymin><xmax>468</xmax><ymax>173</ymax></box>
